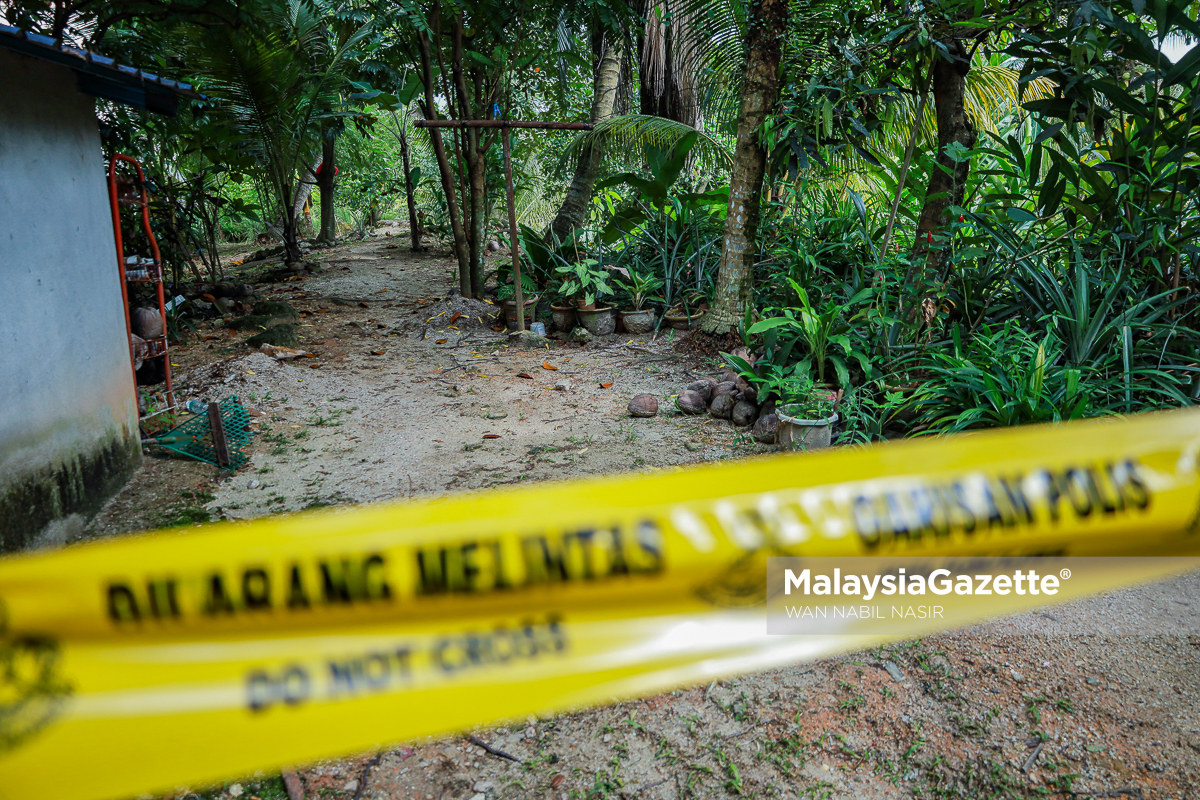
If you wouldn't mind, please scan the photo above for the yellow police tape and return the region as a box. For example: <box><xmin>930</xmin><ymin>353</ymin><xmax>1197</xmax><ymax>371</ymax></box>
<box><xmin>4</xmin><ymin>409</ymin><xmax>1200</xmax><ymax>800</ymax></box>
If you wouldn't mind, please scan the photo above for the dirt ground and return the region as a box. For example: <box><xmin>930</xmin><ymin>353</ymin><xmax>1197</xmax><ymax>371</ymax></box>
<box><xmin>81</xmin><ymin>227</ymin><xmax>1200</xmax><ymax>800</ymax></box>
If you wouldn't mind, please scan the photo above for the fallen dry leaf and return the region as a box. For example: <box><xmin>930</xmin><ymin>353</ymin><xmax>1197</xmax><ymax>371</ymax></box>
<box><xmin>492</xmin><ymin>325</ymin><xmax>505</xmax><ymax>331</ymax></box>
<box><xmin>435</xmin><ymin>338</ymin><xmax>448</xmax><ymax>344</ymax></box>
<box><xmin>375</xmin><ymin>289</ymin><xmax>389</xmax><ymax>294</ymax></box>
<box><xmin>358</xmin><ymin>302</ymin><xmax>369</xmax><ymax>308</ymax></box>
<box><xmin>448</xmin><ymin>312</ymin><xmax>462</xmax><ymax>324</ymax></box>
<box><xmin>551</xmin><ymin>774</ymin><xmax>566</xmax><ymax>789</ymax></box>
<box><xmin>309</xmin><ymin>364</ymin><xmax>321</xmax><ymax>369</ymax></box>
<box><xmin>516</xmin><ymin>372</ymin><xmax>533</xmax><ymax>379</ymax></box>
<box><xmin>316</xmin><ymin>309</ymin><xmax>329</xmax><ymax>313</ymax></box>
<box><xmin>371</xmin><ymin>349</ymin><xmax>385</xmax><ymax>355</ymax></box>
<box><xmin>543</xmin><ymin>361</ymin><xmax>558</xmax><ymax>370</ymax></box>
<box><xmin>600</xmin><ymin>382</ymin><xmax>613</xmax><ymax>388</ymax></box>
<box><xmin>483</xmin><ymin>434</ymin><xmax>501</xmax><ymax>439</ymax></box>
<box><xmin>203</xmin><ymin>335</ymin><xmax>219</xmax><ymax>341</ymax></box>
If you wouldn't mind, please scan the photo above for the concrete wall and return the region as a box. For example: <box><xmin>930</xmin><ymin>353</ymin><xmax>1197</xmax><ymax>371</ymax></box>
<box><xmin>0</xmin><ymin>49</ymin><xmax>140</xmax><ymax>550</ymax></box>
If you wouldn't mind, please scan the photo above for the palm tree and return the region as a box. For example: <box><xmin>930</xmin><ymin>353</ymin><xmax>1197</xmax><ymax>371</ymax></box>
<box><xmin>186</xmin><ymin>0</ymin><xmax>371</xmax><ymax>262</ymax></box>
<box><xmin>700</xmin><ymin>0</ymin><xmax>790</xmax><ymax>337</ymax></box>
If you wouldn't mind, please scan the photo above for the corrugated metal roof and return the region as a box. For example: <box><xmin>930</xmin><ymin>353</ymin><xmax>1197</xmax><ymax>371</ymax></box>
<box><xmin>0</xmin><ymin>24</ymin><xmax>199</xmax><ymax>114</ymax></box>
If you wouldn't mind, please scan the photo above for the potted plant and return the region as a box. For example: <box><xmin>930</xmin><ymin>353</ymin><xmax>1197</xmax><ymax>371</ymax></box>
<box><xmin>614</xmin><ymin>265</ymin><xmax>663</xmax><ymax>335</ymax></box>
<box><xmin>662</xmin><ymin>292</ymin><xmax>705</xmax><ymax>331</ymax></box>
<box><xmin>772</xmin><ymin>372</ymin><xmax>840</xmax><ymax>450</ymax></box>
<box><xmin>497</xmin><ymin>273</ymin><xmax>539</xmax><ymax>331</ymax></box>
<box><xmin>556</xmin><ymin>258</ymin><xmax>616</xmax><ymax>335</ymax></box>
<box><xmin>549</xmin><ymin>292</ymin><xmax>578</xmax><ymax>332</ymax></box>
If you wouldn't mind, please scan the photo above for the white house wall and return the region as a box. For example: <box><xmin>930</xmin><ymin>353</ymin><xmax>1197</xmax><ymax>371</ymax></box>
<box><xmin>0</xmin><ymin>49</ymin><xmax>140</xmax><ymax>550</ymax></box>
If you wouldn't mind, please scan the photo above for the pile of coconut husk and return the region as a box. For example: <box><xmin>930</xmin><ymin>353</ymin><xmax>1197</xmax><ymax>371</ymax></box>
<box><xmin>676</xmin><ymin>365</ymin><xmax>778</xmax><ymax>443</ymax></box>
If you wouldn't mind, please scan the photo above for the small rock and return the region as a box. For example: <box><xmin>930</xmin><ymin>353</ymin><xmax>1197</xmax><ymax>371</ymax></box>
<box><xmin>485</xmin><ymin>410</ymin><xmax>508</xmax><ymax>419</ymax></box>
<box><xmin>525</xmin><ymin>726</ymin><xmax>536</xmax><ymax>740</ymax></box>
<box><xmin>758</xmin><ymin>399</ymin><xmax>776</xmax><ymax>419</ymax></box>
<box><xmin>229</xmin><ymin>785</ymin><xmax>244</xmax><ymax>798</ymax></box>
<box><xmin>213</xmin><ymin>296</ymin><xmax>236</xmax><ymax>314</ymax></box>
<box><xmin>247</xmin><ymin>479</ymin><xmax>260</xmax><ymax>490</ymax></box>
<box><xmin>742</xmin><ymin>384</ymin><xmax>759</xmax><ymax>403</ymax></box>
<box><xmin>685</xmin><ymin>441</ymin><xmax>704</xmax><ymax>451</ymax></box>
<box><xmin>719</xmin><ymin>369</ymin><xmax>738</xmax><ymax>383</ymax></box>
<box><xmin>751</xmin><ymin>414</ymin><xmax>778</xmax><ymax>443</ymax></box>
<box><xmin>473</xmin><ymin>780</ymin><xmax>495</xmax><ymax>792</ymax></box>
<box><xmin>677</xmin><ymin>389</ymin><xmax>707</xmax><ymax>415</ymax></box>
<box><xmin>568</xmin><ymin>327</ymin><xmax>591</xmax><ymax>344</ymax></box>
<box><xmin>554</xmin><ymin>380</ymin><xmax>570</xmax><ymax>392</ymax></box>
<box><xmin>883</xmin><ymin>661</ymin><xmax>906</xmax><ymax>682</ymax></box>
<box><xmin>342</xmin><ymin>780</ymin><xmax>359</xmax><ymax>793</ymax></box>
<box><xmin>732</xmin><ymin>400</ymin><xmax>758</xmax><ymax>427</ymax></box>
<box><xmin>602</xmin><ymin>734</ymin><xmax>612</xmax><ymax>743</ymax></box>
<box><xmin>713</xmin><ymin>381</ymin><xmax>738</xmax><ymax>397</ymax></box>
<box><xmin>469</xmin><ymin>794</ymin><xmax>486</xmax><ymax>800</ymax></box>
<box><xmin>686</xmin><ymin>381</ymin><xmax>713</xmax><ymax>403</ymax></box>
<box><xmin>508</xmin><ymin>329</ymin><xmax>547</xmax><ymax>348</ymax></box>
<box><xmin>246</xmin><ymin>323</ymin><xmax>299</xmax><ymax>348</ymax></box>
<box><xmin>628</xmin><ymin>394</ymin><xmax>658</xmax><ymax>417</ymax></box>
<box><xmin>259</xmin><ymin>343</ymin><xmax>308</xmax><ymax>360</ymax></box>
<box><xmin>904</xmin><ymin>769</ymin><xmax>918</xmax><ymax>781</ymax></box>
<box><xmin>1087</xmin><ymin>677</ymin><xmax>1100</xmax><ymax>686</ymax></box>
<box><xmin>302</xmin><ymin>260</ymin><xmax>323</xmax><ymax>273</ymax></box>
<box><xmin>709</xmin><ymin>393</ymin><xmax>736</xmax><ymax>419</ymax></box>
<box><xmin>1011</xmin><ymin>670</ymin><xmax>1025</xmax><ymax>683</ymax></box>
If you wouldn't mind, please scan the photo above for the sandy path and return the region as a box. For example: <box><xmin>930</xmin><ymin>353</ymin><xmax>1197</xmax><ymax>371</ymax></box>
<box><xmin>80</xmin><ymin>232</ymin><xmax>1200</xmax><ymax>800</ymax></box>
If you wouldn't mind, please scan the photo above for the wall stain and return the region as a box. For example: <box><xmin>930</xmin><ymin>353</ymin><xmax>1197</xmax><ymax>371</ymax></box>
<box><xmin>0</xmin><ymin>430</ymin><xmax>139</xmax><ymax>552</ymax></box>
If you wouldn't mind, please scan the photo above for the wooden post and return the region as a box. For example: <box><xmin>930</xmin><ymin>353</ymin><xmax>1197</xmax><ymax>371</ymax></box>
<box><xmin>207</xmin><ymin>402</ymin><xmax>231</xmax><ymax>469</ymax></box>
<box><xmin>502</xmin><ymin>128</ymin><xmax>525</xmax><ymax>332</ymax></box>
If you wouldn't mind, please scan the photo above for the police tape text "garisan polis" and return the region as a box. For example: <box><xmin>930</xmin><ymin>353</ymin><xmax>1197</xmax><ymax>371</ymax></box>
<box><xmin>783</xmin><ymin>567</ymin><xmax>1061</xmax><ymax>600</ymax></box>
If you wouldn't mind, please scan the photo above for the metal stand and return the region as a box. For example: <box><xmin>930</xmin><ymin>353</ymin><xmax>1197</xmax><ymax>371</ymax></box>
<box><xmin>107</xmin><ymin>154</ymin><xmax>175</xmax><ymax>415</ymax></box>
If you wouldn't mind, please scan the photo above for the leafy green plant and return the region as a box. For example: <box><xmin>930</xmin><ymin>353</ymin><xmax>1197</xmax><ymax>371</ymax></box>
<box><xmin>905</xmin><ymin>323</ymin><xmax>1097</xmax><ymax>433</ymax></box>
<box><xmin>613</xmin><ymin>263</ymin><xmax>664</xmax><ymax>311</ymax></box>
<box><xmin>748</xmin><ymin>279</ymin><xmax>873</xmax><ymax>387</ymax></box>
<box><xmin>555</xmin><ymin>258</ymin><xmax>614</xmax><ymax>307</ymax></box>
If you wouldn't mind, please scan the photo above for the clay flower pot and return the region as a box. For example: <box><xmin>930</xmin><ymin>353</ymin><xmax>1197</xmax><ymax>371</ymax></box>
<box><xmin>502</xmin><ymin>297</ymin><xmax>538</xmax><ymax>331</ymax></box>
<box><xmin>617</xmin><ymin>308</ymin><xmax>656</xmax><ymax>334</ymax></box>
<box><xmin>576</xmin><ymin>306</ymin><xmax>615</xmax><ymax>336</ymax></box>
<box><xmin>550</xmin><ymin>303</ymin><xmax>577</xmax><ymax>332</ymax></box>
<box><xmin>663</xmin><ymin>308</ymin><xmax>705</xmax><ymax>330</ymax></box>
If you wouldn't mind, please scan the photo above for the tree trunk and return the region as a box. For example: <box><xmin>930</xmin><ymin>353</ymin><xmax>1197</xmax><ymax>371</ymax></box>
<box><xmin>397</xmin><ymin>114</ymin><xmax>425</xmax><ymax>252</ymax></box>
<box><xmin>910</xmin><ymin>37</ymin><xmax>975</xmax><ymax>279</ymax></box>
<box><xmin>468</xmin><ymin>142</ymin><xmax>487</xmax><ymax>297</ymax></box>
<box><xmin>317</xmin><ymin>134</ymin><xmax>337</xmax><ymax>243</ymax></box>
<box><xmin>417</xmin><ymin>30</ymin><xmax>471</xmax><ymax>295</ymax></box>
<box><xmin>281</xmin><ymin>191</ymin><xmax>301</xmax><ymax>263</ymax></box>
<box><xmin>547</xmin><ymin>38</ymin><xmax>623</xmax><ymax>245</ymax></box>
<box><xmin>700</xmin><ymin>0</ymin><xmax>789</xmax><ymax>335</ymax></box>
<box><xmin>292</xmin><ymin>158</ymin><xmax>319</xmax><ymax>235</ymax></box>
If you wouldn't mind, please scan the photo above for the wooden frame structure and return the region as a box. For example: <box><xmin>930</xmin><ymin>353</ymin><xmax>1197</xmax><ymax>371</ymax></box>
<box><xmin>414</xmin><ymin>119</ymin><xmax>593</xmax><ymax>332</ymax></box>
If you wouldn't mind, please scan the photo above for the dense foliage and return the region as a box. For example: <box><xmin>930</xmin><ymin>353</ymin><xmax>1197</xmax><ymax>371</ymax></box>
<box><xmin>12</xmin><ymin>0</ymin><xmax>1200</xmax><ymax>440</ymax></box>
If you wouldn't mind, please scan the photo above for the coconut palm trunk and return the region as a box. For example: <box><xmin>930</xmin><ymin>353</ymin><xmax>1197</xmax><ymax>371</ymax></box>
<box><xmin>317</xmin><ymin>133</ymin><xmax>337</xmax><ymax>243</ymax></box>
<box><xmin>700</xmin><ymin>0</ymin><xmax>789</xmax><ymax>336</ymax></box>
<box><xmin>547</xmin><ymin>38</ymin><xmax>623</xmax><ymax>245</ymax></box>
<box><xmin>910</xmin><ymin>37</ymin><xmax>975</xmax><ymax>276</ymax></box>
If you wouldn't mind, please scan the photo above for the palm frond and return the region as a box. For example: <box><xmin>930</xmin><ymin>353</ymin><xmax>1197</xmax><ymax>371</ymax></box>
<box><xmin>565</xmin><ymin>114</ymin><xmax>733</xmax><ymax>168</ymax></box>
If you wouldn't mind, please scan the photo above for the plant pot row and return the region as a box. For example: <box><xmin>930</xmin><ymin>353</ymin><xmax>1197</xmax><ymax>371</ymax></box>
<box><xmin>508</xmin><ymin>297</ymin><xmax>708</xmax><ymax>337</ymax></box>
<box><xmin>549</xmin><ymin>304</ymin><xmax>706</xmax><ymax>335</ymax></box>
